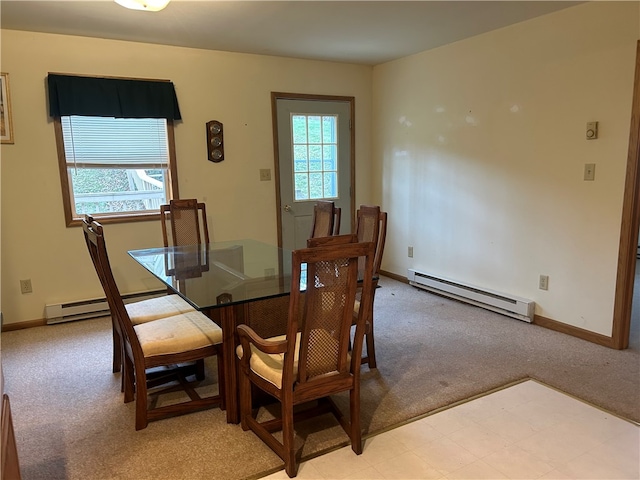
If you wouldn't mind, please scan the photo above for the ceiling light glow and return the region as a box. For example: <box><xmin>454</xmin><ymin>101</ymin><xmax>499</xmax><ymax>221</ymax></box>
<box><xmin>114</xmin><ymin>0</ymin><xmax>170</xmax><ymax>12</ymax></box>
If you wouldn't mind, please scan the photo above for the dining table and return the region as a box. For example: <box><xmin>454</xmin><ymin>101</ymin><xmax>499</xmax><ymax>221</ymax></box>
<box><xmin>128</xmin><ymin>239</ymin><xmax>299</xmax><ymax>424</ymax></box>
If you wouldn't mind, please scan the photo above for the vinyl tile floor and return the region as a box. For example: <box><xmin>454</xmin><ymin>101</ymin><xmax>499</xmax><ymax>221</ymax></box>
<box><xmin>259</xmin><ymin>380</ymin><xmax>640</xmax><ymax>479</ymax></box>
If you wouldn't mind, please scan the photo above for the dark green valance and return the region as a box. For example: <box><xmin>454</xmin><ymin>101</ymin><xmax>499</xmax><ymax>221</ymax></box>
<box><xmin>47</xmin><ymin>74</ymin><xmax>182</xmax><ymax>120</ymax></box>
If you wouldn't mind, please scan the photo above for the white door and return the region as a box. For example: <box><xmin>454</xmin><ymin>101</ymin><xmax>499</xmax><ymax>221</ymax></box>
<box><xmin>273</xmin><ymin>94</ymin><xmax>354</xmax><ymax>250</ymax></box>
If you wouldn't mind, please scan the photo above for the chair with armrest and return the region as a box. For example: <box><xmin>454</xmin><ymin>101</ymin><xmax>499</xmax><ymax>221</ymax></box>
<box><xmin>83</xmin><ymin>218</ymin><xmax>225</xmax><ymax>430</ymax></box>
<box><xmin>237</xmin><ymin>234</ymin><xmax>375</xmax><ymax>477</ymax></box>
<box><xmin>82</xmin><ymin>215</ymin><xmax>196</xmax><ymax>375</ymax></box>
<box><xmin>353</xmin><ymin>205</ymin><xmax>388</xmax><ymax>368</ymax></box>
<box><xmin>160</xmin><ymin>198</ymin><xmax>209</xmax><ymax>247</ymax></box>
<box><xmin>309</xmin><ymin>200</ymin><xmax>341</xmax><ymax>238</ymax></box>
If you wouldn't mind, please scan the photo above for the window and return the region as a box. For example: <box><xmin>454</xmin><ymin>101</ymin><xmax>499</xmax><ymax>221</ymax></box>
<box><xmin>292</xmin><ymin>114</ymin><xmax>338</xmax><ymax>201</ymax></box>
<box><xmin>54</xmin><ymin>115</ymin><xmax>178</xmax><ymax>226</ymax></box>
<box><xmin>47</xmin><ymin>73</ymin><xmax>182</xmax><ymax>226</ymax></box>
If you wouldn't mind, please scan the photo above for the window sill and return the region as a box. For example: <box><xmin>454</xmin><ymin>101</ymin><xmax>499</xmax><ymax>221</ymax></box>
<box><xmin>67</xmin><ymin>212</ymin><xmax>162</xmax><ymax>227</ymax></box>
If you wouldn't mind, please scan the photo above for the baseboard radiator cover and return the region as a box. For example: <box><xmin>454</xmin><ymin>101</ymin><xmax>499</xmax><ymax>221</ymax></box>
<box><xmin>407</xmin><ymin>269</ymin><xmax>535</xmax><ymax>323</ymax></box>
<box><xmin>45</xmin><ymin>290</ymin><xmax>167</xmax><ymax>325</ymax></box>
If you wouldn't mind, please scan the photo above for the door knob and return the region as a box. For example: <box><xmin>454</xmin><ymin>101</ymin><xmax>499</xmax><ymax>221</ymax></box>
<box><xmin>284</xmin><ymin>205</ymin><xmax>292</xmax><ymax>212</ymax></box>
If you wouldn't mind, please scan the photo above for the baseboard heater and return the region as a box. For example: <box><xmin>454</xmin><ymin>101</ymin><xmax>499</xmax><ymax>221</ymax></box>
<box><xmin>45</xmin><ymin>290</ymin><xmax>167</xmax><ymax>325</ymax></box>
<box><xmin>407</xmin><ymin>269</ymin><xmax>535</xmax><ymax>323</ymax></box>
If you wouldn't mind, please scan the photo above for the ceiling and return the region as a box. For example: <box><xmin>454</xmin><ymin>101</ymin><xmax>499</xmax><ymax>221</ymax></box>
<box><xmin>1</xmin><ymin>1</ymin><xmax>583</xmax><ymax>66</ymax></box>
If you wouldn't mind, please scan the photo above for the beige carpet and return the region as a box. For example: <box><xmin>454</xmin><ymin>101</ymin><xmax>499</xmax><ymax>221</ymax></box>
<box><xmin>2</xmin><ymin>276</ymin><xmax>638</xmax><ymax>480</ymax></box>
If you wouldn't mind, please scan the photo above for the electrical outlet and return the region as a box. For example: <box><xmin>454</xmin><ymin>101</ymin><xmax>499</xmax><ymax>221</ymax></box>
<box><xmin>539</xmin><ymin>275</ymin><xmax>549</xmax><ymax>291</ymax></box>
<box><xmin>20</xmin><ymin>279</ymin><xmax>33</xmax><ymax>294</ymax></box>
<box><xmin>408</xmin><ymin>246</ymin><xmax>414</xmax><ymax>258</ymax></box>
<box><xmin>259</xmin><ymin>169</ymin><xmax>271</xmax><ymax>181</ymax></box>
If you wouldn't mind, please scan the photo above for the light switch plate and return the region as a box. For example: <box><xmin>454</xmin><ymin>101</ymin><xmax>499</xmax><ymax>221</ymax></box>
<box><xmin>584</xmin><ymin>163</ymin><xmax>596</xmax><ymax>181</ymax></box>
<box><xmin>586</xmin><ymin>122</ymin><xmax>598</xmax><ymax>140</ymax></box>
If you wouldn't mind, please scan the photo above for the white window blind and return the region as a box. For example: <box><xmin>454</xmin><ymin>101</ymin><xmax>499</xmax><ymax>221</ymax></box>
<box><xmin>61</xmin><ymin>116</ymin><xmax>169</xmax><ymax>168</ymax></box>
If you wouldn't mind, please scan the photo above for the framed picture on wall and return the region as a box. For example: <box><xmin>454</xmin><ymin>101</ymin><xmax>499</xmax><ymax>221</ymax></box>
<box><xmin>1</xmin><ymin>73</ymin><xmax>14</xmax><ymax>144</ymax></box>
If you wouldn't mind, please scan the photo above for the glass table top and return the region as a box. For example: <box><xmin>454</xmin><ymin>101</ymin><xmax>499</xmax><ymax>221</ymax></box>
<box><xmin>128</xmin><ymin>239</ymin><xmax>296</xmax><ymax>310</ymax></box>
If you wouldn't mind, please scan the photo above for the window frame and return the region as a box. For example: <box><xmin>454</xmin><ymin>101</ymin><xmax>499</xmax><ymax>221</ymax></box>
<box><xmin>53</xmin><ymin>117</ymin><xmax>180</xmax><ymax>227</ymax></box>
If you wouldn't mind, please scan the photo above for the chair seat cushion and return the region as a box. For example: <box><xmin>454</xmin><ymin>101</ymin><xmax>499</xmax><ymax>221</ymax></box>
<box><xmin>237</xmin><ymin>330</ymin><xmax>348</xmax><ymax>389</ymax></box>
<box><xmin>236</xmin><ymin>333</ymin><xmax>301</xmax><ymax>389</ymax></box>
<box><xmin>126</xmin><ymin>294</ymin><xmax>195</xmax><ymax>325</ymax></box>
<box><xmin>135</xmin><ymin>310</ymin><xmax>222</xmax><ymax>357</ymax></box>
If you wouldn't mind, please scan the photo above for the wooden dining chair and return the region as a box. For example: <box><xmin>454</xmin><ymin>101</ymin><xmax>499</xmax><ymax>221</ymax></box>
<box><xmin>160</xmin><ymin>198</ymin><xmax>209</xmax><ymax>247</ymax></box>
<box><xmin>82</xmin><ymin>215</ymin><xmax>197</xmax><ymax>376</ymax></box>
<box><xmin>309</xmin><ymin>200</ymin><xmax>341</xmax><ymax>238</ymax></box>
<box><xmin>83</xmin><ymin>218</ymin><xmax>225</xmax><ymax>430</ymax></box>
<box><xmin>237</xmin><ymin>235</ymin><xmax>375</xmax><ymax>477</ymax></box>
<box><xmin>353</xmin><ymin>205</ymin><xmax>388</xmax><ymax>368</ymax></box>
<box><xmin>159</xmin><ymin>199</ymin><xmax>211</xmax><ymax>298</ymax></box>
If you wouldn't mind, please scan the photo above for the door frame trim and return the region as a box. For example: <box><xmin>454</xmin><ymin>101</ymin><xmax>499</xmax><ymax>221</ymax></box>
<box><xmin>612</xmin><ymin>40</ymin><xmax>640</xmax><ymax>350</ymax></box>
<box><xmin>271</xmin><ymin>92</ymin><xmax>356</xmax><ymax>247</ymax></box>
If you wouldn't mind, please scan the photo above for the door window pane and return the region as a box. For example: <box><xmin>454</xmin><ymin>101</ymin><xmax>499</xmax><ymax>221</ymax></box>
<box><xmin>294</xmin><ymin>145</ymin><xmax>308</xmax><ymax>171</ymax></box>
<box><xmin>294</xmin><ymin>173</ymin><xmax>309</xmax><ymax>200</ymax></box>
<box><xmin>322</xmin><ymin>117</ymin><xmax>336</xmax><ymax>143</ymax></box>
<box><xmin>323</xmin><ymin>145</ymin><xmax>337</xmax><ymax>170</ymax></box>
<box><xmin>323</xmin><ymin>172</ymin><xmax>338</xmax><ymax>198</ymax></box>
<box><xmin>309</xmin><ymin>173</ymin><xmax>323</xmax><ymax>199</ymax></box>
<box><xmin>307</xmin><ymin>116</ymin><xmax>322</xmax><ymax>143</ymax></box>
<box><xmin>292</xmin><ymin>115</ymin><xmax>307</xmax><ymax>143</ymax></box>
<box><xmin>291</xmin><ymin>114</ymin><xmax>338</xmax><ymax>201</ymax></box>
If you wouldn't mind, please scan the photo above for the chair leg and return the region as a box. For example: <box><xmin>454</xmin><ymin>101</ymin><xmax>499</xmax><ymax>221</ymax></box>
<box><xmin>120</xmin><ymin>342</ymin><xmax>127</xmax><ymax>393</ymax></box>
<box><xmin>365</xmin><ymin>320</ymin><xmax>377</xmax><ymax>369</ymax></box>
<box><xmin>239</xmin><ymin>363</ymin><xmax>252</xmax><ymax>431</ymax></box>
<box><xmin>195</xmin><ymin>359</ymin><xmax>205</xmax><ymax>381</ymax></box>
<box><xmin>112</xmin><ymin>327</ymin><xmax>122</xmax><ymax>373</ymax></box>
<box><xmin>135</xmin><ymin>365</ymin><xmax>149</xmax><ymax>431</ymax></box>
<box><xmin>217</xmin><ymin>349</ymin><xmax>226</xmax><ymax>411</ymax></box>
<box><xmin>282</xmin><ymin>396</ymin><xmax>298</xmax><ymax>478</ymax></box>
<box><xmin>123</xmin><ymin>354</ymin><xmax>135</xmax><ymax>404</ymax></box>
<box><xmin>349</xmin><ymin>384</ymin><xmax>362</xmax><ymax>455</ymax></box>
<box><xmin>365</xmin><ymin>291</ymin><xmax>379</xmax><ymax>369</ymax></box>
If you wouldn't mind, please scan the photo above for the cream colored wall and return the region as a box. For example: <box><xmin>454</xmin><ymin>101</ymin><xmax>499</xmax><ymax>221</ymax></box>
<box><xmin>372</xmin><ymin>1</ymin><xmax>638</xmax><ymax>336</ymax></box>
<box><xmin>0</xmin><ymin>30</ymin><xmax>372</xmax><ymax>325</ymax></box>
